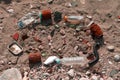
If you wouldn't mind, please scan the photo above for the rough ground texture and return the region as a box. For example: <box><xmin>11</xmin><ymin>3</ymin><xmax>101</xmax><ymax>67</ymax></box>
<box><xmin>0</xmin><ymin>0</ymin><xmax>120</xmax><ymax>80</ymax></box>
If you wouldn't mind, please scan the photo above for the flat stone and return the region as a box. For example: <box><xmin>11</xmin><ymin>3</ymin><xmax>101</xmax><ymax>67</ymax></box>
<box><xmin>0</xmin><ymin>68</ymin><xmax>22</xmax><ymax>80</ymax></box>
<box><xmin>107</xmin><ymin>45</ymin><xmax>115</xmax><ymax>52</ymax></box>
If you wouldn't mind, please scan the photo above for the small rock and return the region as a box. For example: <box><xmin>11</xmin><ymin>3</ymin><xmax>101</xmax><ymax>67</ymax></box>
<box><xmin>54</xmin><ymin>24</ymin><xmax>60</xmax><ymax>29</ymax></box>
<box><xmin>33</xmin><ymin>36</ymin><xmax>42</xmax><ymax>43</ymax></box>
<box><xmin>60</xmin><ymin>29</ymin><xmax>65</xmax><ymax>35</ymax></box>
<box><xmin>107</xmin><ymin>45</ymin><xmax>115</xmax><ymax>52</ymax></box>
<box><xmin>7</xmin><ymin>9</ymin><xmax>14</xmax><ymax>14</ymax></box>
<box><xmin>0</xmin><ymin>68</ymin><xmax>22</xmax><ymax>80</ymax></box>
<box><xmin>85</xmin><ymin>71</ymin><xmax>91</xmax><ymax>76</ymax></box>
<box><xmin>74</xmin><ymin>46</ymin><xmax>79</xmax><ymax>51</ymax></box>
<box><xmin>38</xmin><ymin>45</ymin><xmax>44</xmax><ymax>50</ymax></box>
<box><xmin>47</xmin><ymin>68</ymin><xmax>52</xmax><ymax>73</ymax></box>
<box><xmin>79</xmin><ymin>77</ymin><xmax>89</xmax><ymax>80</ymax></box>
<box><xmin>91</xmin><ymin>75</ymin><xmax>99</xmax><ymax>80</ymax></box>
<box><xmin>109</xmin><ymin>69</ymin><xmax>119</xmax><ymax>77</ymax></box>
<box><xmin>23</xmin><ymin>72</ymin><xmax>29</xmax><ymax>80</ymax></box>
<box><xmin>102</xmin><ymin>71</ymin><xmax>106</xmax><ymax>74</ymax></box>
<box><xmin>114</xmin><ymin>55</ymin><xmax>120</xmax><ymax>62</ymax></box>
<box><xmin>12</xmin><ymin>32</ymin><xmax>19</xmax><ymax>41</ymax></box>
<box><xmin>0</xmin><ymin>19</ymin><xmax>2</xmax><ymax>23</ymax></box>
<box><xmin>47</xmin><ymin>35</ymin><xmax>52</xmax><ymax>42</ymax></box>
<box><xmin>30</xmin><ymin>3</ymin><xmax>40</xmax><ymax>9</ymax></box>
<box><xmin>29</xmin><ymin>52</ymin><xmax>41</xmax><ymax>64</ymax></box>
<box><xmin>67</xmin><ymin>69</ymin><xmax>75</xmax><ymax>77</ymax></box>
<box><xmin>65</xmin><ymin>3</ymin><xmax>72</xmax><ymax>8</ymax></box>
<box><xmin>47</xmin><ymin>0</ymin><xmax>54</xmax><ymax>4</ymax></box>
<box><xmin>42</xmin><ymin>73</ymin><xmax>50</xmax><ymax>77</ymax></box>
<box><xmin>71</xmin><ymin>1</ymin><xmax>78</xmax><ymax>7</ymax></box>
<box><xmin>107</xmin><ymin>77</ymin><xmax>113</xmax><ymax>80</ymax></box>
<box><xmin>64</xmin><ymin>76</ymin><xmax>69</xmax><ymax>80</ymax></box>
<box><xmin>0</xmin><ymin>60</ymin><xmax>5</xmax><ymax>65</ymax></box>
<box><xmin>86</xmin><ymin>15</ymin><xmax>92</xmax><ymax>19</ymax></box>
<box><xmin>108</xmin><ymin>61</ymin><xmax>113</xmax><ymax>64</ymax></box>
<box><xmin>41</xmin><ymin>30</ymin><xmax>46</xmax><ymax>34</ymax></box>
<box><xmin>48</xmin><ymin>42</ymin><xmax>52</xmax><ymax>46</ymax></box>
<box><xmin>80</xmin><ymin>0</ymin><xmax>85</xmax><ymax>4</ymax></box>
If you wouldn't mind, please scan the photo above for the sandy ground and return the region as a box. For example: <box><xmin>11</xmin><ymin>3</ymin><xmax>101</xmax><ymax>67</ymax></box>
<box><xmin>0</xmin><ymin>0</ymin><xmax>120</xmax><ymax>80</ymax></box>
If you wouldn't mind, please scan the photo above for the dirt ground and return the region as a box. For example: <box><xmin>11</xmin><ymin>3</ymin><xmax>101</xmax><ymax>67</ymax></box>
<box><xmin>0</xmin><ymin>0</ymin><xmax>120</xmax><ymax>80</ymax></box>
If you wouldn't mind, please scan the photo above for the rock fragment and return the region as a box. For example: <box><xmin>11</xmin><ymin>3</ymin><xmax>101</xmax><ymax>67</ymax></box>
<box><xmin>114</xmin><ymin>54</ymin><xmax>120</xmax><ymax>62</ymax></box>
<box><xmin>107</xmin><ymin>45</ymin><xmax>115</xmax><ymax>52</ymax></box>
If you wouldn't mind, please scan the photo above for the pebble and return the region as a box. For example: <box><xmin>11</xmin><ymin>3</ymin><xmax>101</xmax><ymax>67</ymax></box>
<box><xmin>114</xmin><ymin>54</ymin><xmax>120</xmax><ymax>62</ymax></box>
<box><xmin>0</xmin><ymin>60</ymin><xmax>4</xmax><ymax>65</ymax></box>
<box><xmin>79</xmin><ymin>77</ymin><xmax>89</xmax><ymax>80</ymax></box>
<box><xmin>60</xmin><ymin>29</ymin><xmax>65</xmax><ymax>35</ymax></box>
<box><xmin>91</xmin><ymin>75</ymin><xmax>99</xmax><ymax>80</ymax></box>
<box><xmin>7</xmin><ymin>9</ymin><xmax>14</xmax><ymax>14</ymax></box>
<box><xmin>108</xmin><ymin>61</ymin><xmax>113</xmax><ymax>64</ymax></box>
<box><xmin>109</xmin><ymin>69</ymin><xmax>119</xmax><ymax>77</ymax></box>
<box><xmin>42</xmin><ymin>73</ymin><xmax>50</xmax><ymax>77</ymax></box>
<box><xmin>38</xmin><ymin>45</ymin><xmax>44</xmax><ymax>50</ymax></box>
<box><xmin>74</xmin><ymin>46</ymin><xmax>79</xmax><ymax>51</ymax></box>
<box><xmin>0</xmin><ymin>19</ymin><xmax>2</xmax><ymax>23</ymax></box>
<box><xmin>107</xmin><ymin>77</ymin><xmax>113</xmax><ymax>80</ymax></box>
<box><xmin>41</xmin><ymin>30</ymin><xmax>46</xmax><ymax>34</ymax></box>
<box><xmin>107</xmin><ymin>45</ymin><xmax>115</xmax><ymax>52</ymax></box>
<box><xmin>71</xmin><ymin>1</ymin><xmax>78</xmax><ymax>7</ymax></box>
<box><xmin>48</xmin><ymin>42</ymin><xmax>52</xmax><ymax>46</ymax></box>
<box><xmin>67</xmin><ymin>69</ymin><xmax>75</xmax><ymax>77</ymax></box>
<box><xmin>47</xmin><ymin>0</ymin><xmax>54</xmax><ymax>4</ymax></box>
<box><xmin>85</xmin><ymin>71</ymin><xmax>91</xmax><ymax>76</ymax></box>
<box><xmin>0</xmin><ymin>68</ymin><xmax>22</xmax><ymax>80</ymax></box>
<box><xmin>64</xmin><ymin>76</ymin><xmax>69</xmax><ymax>80</ymax></box>
<box><xmin>47</xmin><ymin>35</ymin><xmax>52</xmax><ymax>41</ymax></box>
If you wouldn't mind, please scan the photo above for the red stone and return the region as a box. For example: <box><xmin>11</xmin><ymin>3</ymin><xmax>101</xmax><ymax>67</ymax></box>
<box><xmin>12</xmin><ymin>32</ymin><xmax>19</xmax><ymax>41</ymax></box>
<box><xmin>29</xmin><ymin>52</ymin><xmax>41</xmax><ymax>64</ymax></box>
<box><xmin>41</xmin><ymin>10</ymin><xmax>52</xmax><ymax>20</ymax></box>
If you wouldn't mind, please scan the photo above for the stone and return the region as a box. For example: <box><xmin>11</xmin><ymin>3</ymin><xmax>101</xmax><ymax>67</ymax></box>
<box><xmin>67</xmin><ymin>69</ymin><xmax>75</xmax><ymax>77</ymax></box>
<box><xmin>108</xmin><ymin>61</ymin><xmax>113</xmax><ymax>64</ymax></box>
<box><xmin>42</xmin><ymin>73</ymin><xmax>50</xmax><ymax>77</ymax></box>
<box><xmin>12</xmin><ymin>32</ymin><xmax>19</xmax><ymax>41</ymax></box>
<box><xmin>85</xmin><ymin>71</ymin><xmax>91</xmax><ymax>76</ymax></box>
<box><xmin>38</xmin><ymin>45</ymin><xmax>44</xmax><ymax>50</ymax></box>
<box><xmin>107</xmin><ymin>45</ymin><xmax>115</xmax><ymax>52</ymax></box>
<box><xmin>64</xmin><ymin>76</ymin><xmax>69</xmax><ymax>80</ymax></box>
<box><xmin>80</xmin><ymin>0</ymin><xmax>85</xmax><ymax>4</ymax></box>
<box><xmin>47</xmin><ymin>35</ymin><xmax>52</xmax><ymax>42</ymax></box>
<box><xmin>71</xmin><ymin>1</ymin><xmax>78</xmax><ymax>7</ymax></box>
<box><xmin>48</xmin><ymin>0</ymin><xmax>54</xmax><ymax>4</ymax></box>
<box><xmin>23</xmin><ymin>72</ymin><xmax>29</xmax><ymax>80</ymax></box>
<box><xmin>107</xmin><ymin>77</ymin><xmax>113</xmax><ymax>80</ymax></box>
<box><xmin>29</xmin><ymin>52</ymin><xmax>41</xmax><ymax>64</ymax></box>
<box><xmin>60</xmin><ymin>29</ymin><xmax>65</xmax><ymax>35</ymax></box>
<box><xmin>0</xmin><ymin>19</ymin><xmax>2</xmax><ymax>23</ymax></box>
<box><xmin>30</xmin><ymin>3</ymin><xmax>40</xmax><ymax>9</ymax></box>
<box><xmin>109</xmin><ymin>69</ymin><xmax>119</xmax><ymax>77</ymax></box>
<box><xmin>91</xmin><ymin>75</ymin><xmax>99</xmax><ymax>80</ymax></box>
<box><xmin>0</xmin><ymin>68</ymin><xmax>22</xmax><ymax>80</ymax></box>
<box><xmin>79</xmin><ymin>77</ymin><xmax>89</xmax><ymax>80</ymax></box>
<box><xmin>7</xmin><ymin>9</ymin><xmax>14</xmax><ymax>14</ymax></box>
<box><xmin>114</xmin><ymin>55</ymin><xmax>120</xmax><ymax>62</ymax></box>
